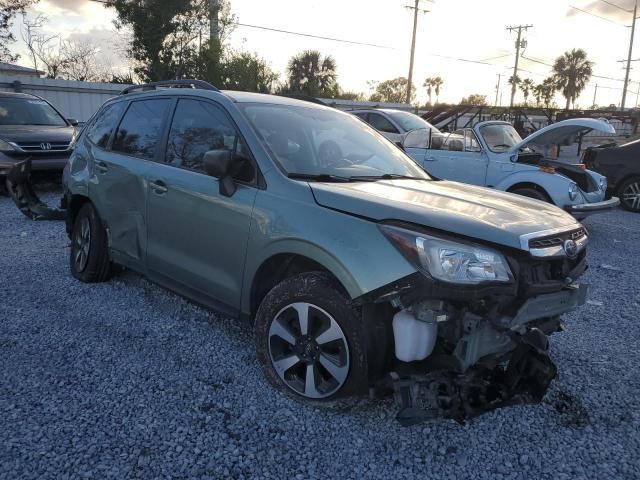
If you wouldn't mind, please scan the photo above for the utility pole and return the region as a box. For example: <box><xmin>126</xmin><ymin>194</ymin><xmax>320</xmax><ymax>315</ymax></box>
<box><xmin>495</xmin><ymin>73</ymin><xmax>502</xmax><ymax>106</ymax></box>
<box><xmin>622</xmin><ymin>1</ymin><xmax>638</xmax><ymax>110</ymax></box>
<box><xmin>592</xmin><ymin>84</ymin><xmax>598</xmax><ymax>108</ymax></box>
<box><xmin>209</xmin><ymin>0</ymin><xmax>220</xmax><ymax>42</ymax></box>
<box><xmin>405</xmin><ymin>0</ymin><xmax>429</xmax><ymax>104</ymax></box>
<box><xmin>506</xmin><ymin>24</ymin><xmax>533</xmax><ymax>108</ymax></box>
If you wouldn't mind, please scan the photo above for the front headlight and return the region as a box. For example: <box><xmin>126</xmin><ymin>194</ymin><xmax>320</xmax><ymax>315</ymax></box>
<box><xmin>380</xmin><ymin>224</ymin><xmax>512</xmax><ymax>285</ymax></box>
<box><xmin>568</xmin><ymin>183</ymin><xmax>579</xmax><ymax>201</ymax></box>
<box><xmin>0</xmin><ymin>139</ymin><xmax>16</xmax><ymax>152</ymax></box>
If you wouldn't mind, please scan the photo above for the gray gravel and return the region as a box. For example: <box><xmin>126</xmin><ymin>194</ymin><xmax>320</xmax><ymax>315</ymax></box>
<box><xmin>1</xmin><ymin>188</ymin><xmax>640</xmax><ymax>480</ymax></box>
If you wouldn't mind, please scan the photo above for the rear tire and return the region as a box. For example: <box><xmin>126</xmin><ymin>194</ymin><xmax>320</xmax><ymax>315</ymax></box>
<box><xmin>254</xmin><ymin>272</ymin><xmax>368</xmax><ymax>404</ymax></box>
<box><xmin>70</xmin><ymin>202</ymin><xmax>112</xmax><ymax>282</ymax></box>
<box><xmin>510</xmin><ymin>187</ymin><xmax>551</xmax><ymax>203</ymax></box>
<box><xmin>618</xmin><ymin>176</ymin><xmax>640</xmax><ymax>212</ymax></box>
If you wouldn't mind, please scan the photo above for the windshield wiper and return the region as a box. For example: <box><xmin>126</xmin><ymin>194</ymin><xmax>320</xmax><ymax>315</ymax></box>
<box><xmin>349</xmin><ymin>174</ymin><xmax>428</xmax><ymax>181</ymax></box>
<box><xmin>287</xmin><ymin>173</ymin><xmax>352</xmax><ymax>183</ymax></box>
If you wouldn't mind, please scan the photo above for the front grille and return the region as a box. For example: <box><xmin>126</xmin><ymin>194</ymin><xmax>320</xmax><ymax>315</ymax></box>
<box><xmin>528</xmin><ymin>227</ymin><xmax>586</xmax><ymax>250</ymax></box>
<box><xmin>16</xmin><ymin>142</ymin><xmax>70</xmax><ymax>152</ymax></box>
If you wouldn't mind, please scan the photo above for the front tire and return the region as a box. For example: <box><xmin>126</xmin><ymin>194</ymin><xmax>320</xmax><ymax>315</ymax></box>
<box><xmin>70</xmin><ymin>202</ymin><xmax>112</xmax><ymax>282</ymax></box>
<box><xmin>510</xmin><ymin>187</ymin><xmax>551</xmax><ymax>203</ymax></box>
<box><xmin>618</xmin><ymin>176</ymin><xmax>640</xmax><ymax>212</ymax></box>
<box><xmin>254</xmin><ymin>272</ymin><xmax>368</xmax><ymax>403</ymax></box>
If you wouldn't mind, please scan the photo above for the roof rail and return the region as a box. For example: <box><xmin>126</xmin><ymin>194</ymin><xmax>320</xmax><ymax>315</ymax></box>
<box><xmin>120</xmin><ymin>79</ymin><xmax>219</xmax><ymax>95</ymax></box>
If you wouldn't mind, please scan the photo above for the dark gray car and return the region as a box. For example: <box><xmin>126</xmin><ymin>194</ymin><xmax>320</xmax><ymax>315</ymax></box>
<box><xmin>0</xmin><ymin>92</ymin><xmax>77</xmax><ymax>180</ymax></box>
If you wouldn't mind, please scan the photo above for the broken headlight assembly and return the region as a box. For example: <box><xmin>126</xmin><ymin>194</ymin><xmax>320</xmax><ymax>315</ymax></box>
<box><xmin>0</xmin><ymin>138</ymin><xmax>17</xmax><ymax>152</ymax></box>
<box><xmin>379</xmin><ymin>224</ymin><xmax>512</xmax><ymax>285</ymax></box>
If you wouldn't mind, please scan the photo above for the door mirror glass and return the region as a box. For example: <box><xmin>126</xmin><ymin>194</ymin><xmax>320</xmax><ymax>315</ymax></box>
<box><xmin>402</xmin><ymin>128</ymin><xmax>431</xmax><ymax>149</ymax></box>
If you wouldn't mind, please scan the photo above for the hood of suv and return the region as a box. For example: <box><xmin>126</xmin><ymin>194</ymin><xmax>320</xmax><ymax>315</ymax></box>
<box><xmin>310</xmin><ymin>179</ymin><xmax>576</xmax><ymax>250</ymax></box>
<box><xmin>0</xmin><ymin>125</ymin><xmax>74</xmax><ymax>144</ymax></box>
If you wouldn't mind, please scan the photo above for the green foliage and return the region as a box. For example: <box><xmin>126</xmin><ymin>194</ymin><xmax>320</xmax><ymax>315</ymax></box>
<box><xmin>423</xmin><ymin>76</ymin><xmax>443</xmax><ymax>104</ymax></box>
<box><xmin>0</xmin><ymin>0</ymin><xmax>34</xmax><ymax>62</ymax></box>
<box><xmin>533</xmin><ymin>77</ymin><xmax>556</xmax><ymax>108</ymax></box>
<box><xmin>284</xmin><ymin>50</ymin><xmax>339</xmax><ymax>97</ymax></box>
<box><xmin>333</xmin><ymin>90</ymin><xmax>366</xmax><ymax>101</ymax></box>
<box><xmin>460</xmin><ymin>94</ymin><xmax>487</xmax><ymax>106</ymax></box>
<box><xmin>369</xmin><ymin>77</ymin><xmax>415</xmax><ymax>103</ymax></box>
<box><xmin>220</xmin><ymin>49</ymin><xmax>279</xmax><ymax>93</ymax></box>
<box><xmin>552</xmin><ymin>48</ymin><xmax>593</xmax><ymax>110</ymax></box>
<box><xmin>519</xmin><ymin>78</ymin><xmax>535</xmax><ymax>106</ymax></box>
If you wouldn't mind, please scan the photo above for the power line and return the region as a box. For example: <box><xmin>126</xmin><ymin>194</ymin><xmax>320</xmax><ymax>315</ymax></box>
<box><xmin>568</xmin><ymin>5</ymin><xmax>628</xmax><ymax>25</ymax></box>
<box><xmin>233</xmin><ymin>23</ymin><xmax>395</xmax><ymax>49</ymax></box>
<box><xmin>597</xmin><ymin>0</ymin><xmax>633</xmax><ymax>13</ymax></box>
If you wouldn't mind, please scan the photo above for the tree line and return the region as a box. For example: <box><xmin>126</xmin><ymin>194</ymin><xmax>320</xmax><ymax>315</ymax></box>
<box><xmin>0</xmin><ymin>0</ymin><xmax>596</xmax><ymax>109</ymax></box>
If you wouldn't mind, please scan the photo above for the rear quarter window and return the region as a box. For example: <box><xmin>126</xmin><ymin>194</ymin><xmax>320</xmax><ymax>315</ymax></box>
<box><xmin>86</xmin><ymin>102</ymin><xmax>127</xmax><ymax>148</ymax></box>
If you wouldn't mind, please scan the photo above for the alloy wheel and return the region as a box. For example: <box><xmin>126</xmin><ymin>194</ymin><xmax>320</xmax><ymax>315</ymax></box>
<box><xmin>622</xmin><ymin>180</ymin><xmax>640</xmax><ymax>211</ymax></box>
<box><xmin>74</xmin><ymin>216</ymin><xmax>91</xmax><ymax>272</ymax></box>
<box><xmin>268</xmin><ymin>302</ymin><xmax>350</xmax><ymax>399</ymax></box>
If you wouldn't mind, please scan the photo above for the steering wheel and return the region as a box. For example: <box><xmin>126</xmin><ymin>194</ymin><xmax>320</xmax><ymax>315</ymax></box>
<box><xmin>319</xmin><ymin>140</ymin><xmax>352</xmax><ymax>167</ymax></box>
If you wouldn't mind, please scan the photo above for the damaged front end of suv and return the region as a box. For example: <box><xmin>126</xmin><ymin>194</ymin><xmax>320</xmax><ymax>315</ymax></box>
<box><xmin>360</xmin><ymin>223</ymin><xmax>587</xmax><ymax>425</ymax></box>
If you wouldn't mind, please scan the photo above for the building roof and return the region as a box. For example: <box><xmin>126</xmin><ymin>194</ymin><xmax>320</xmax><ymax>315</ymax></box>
<box><xmin>0</xmin><ymin>62</ymin><xmax>44</xmax><ymax>75</ymax></box>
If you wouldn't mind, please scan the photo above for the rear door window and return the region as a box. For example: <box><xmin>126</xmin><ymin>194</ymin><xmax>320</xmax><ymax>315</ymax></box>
<box><xmin>368</xmin><ymin>113</ymin><xmax>399</xmax><ymax>134</ymax></box>
<box><xmin>112</xmin><ymin>99</ymin><xmax>171</xmax><ymax>160</ymax></box>
<box><xmin>86</xmin><ymin>102</ymin><xmax>126</xmax><ymax>148</ymax></box>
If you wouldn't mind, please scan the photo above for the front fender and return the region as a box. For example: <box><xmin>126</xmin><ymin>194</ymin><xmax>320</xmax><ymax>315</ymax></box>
<box><xmin>240</xmin><ymin>181</ymin><xmax>416</xmax><ymax>316</ymax></box>
<box><xmin>494</xmin><ymin>170</ymin><xmax>575</xmax><ymax>208</ymax></box>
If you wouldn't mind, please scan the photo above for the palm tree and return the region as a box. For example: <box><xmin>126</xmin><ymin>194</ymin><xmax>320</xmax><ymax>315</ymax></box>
<box><xmin>431</xmin><ymin>77</ymin><xmax>443</xmax><ymax>104</ymax></box>
<box><xmin>423</xmin><ymin>77</ymin><xmax>434</xmax><ymax>104</ymax></box>
<box><xmin>520</xmin><ymin>78</ymin><xmax>535</xmax><ymax>106</ymax></box>
<box><xmin>552</xmin><ymin>48</ymin><xmax>593</xmax><ymax>110</ymax></box>
<box><xmin>286</xmin><ymin>50</ymin><xmax>338</xmax><ymax>97</ymax></box>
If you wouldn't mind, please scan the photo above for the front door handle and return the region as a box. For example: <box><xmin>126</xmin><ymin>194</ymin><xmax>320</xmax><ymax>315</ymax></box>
<box><xmin>425</xmin><ymin>155</ymin><xmax>436</xmax><ymax>162</ymax></box>
<box><xmin>149</xmin><ymin>180</ymin><xmax>168</xmax><ymax>194</ymax></box>
<box><xmin>95</xmin><ymin>161</ymin><xmax>108</xmax><ymax>173</ymax></box>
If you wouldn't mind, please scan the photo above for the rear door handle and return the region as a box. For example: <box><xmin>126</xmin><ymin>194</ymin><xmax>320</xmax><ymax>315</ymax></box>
<box><xmin>95</xmin><ymin>161</ymin><xmax>108</xmax><ymax>173</ymax></box>
<box><xmin>150</xmin><ymin>180</ymin><xmax>168</xmax><ymax>194</ymax></box>
<box><xmin>425</xmin><ymin>155</ymin><xmax>436</xmax><ymax>162</ymax></box>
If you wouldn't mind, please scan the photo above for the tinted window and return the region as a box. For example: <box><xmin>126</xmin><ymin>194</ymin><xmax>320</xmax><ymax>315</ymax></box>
<box><xmin>86</xmin><ymin>102</ymin><xmax>126</xmax><ymax>148</ymax></box>
<box><xmin>0</xmin><ymin>97</ymin><xmax>67</xmax><ymax>126</ymax></box>
<box><xmin>166</xmin><ymin>99</ymin><xmax>254</xmax><ymax>181</ymax></box>
<box><xmin>112</xmin><ymin>99</ymin><xmax>171</xmax><ymax>159</ymax></box>
<box><xmin>368</xmin><ymin>113</ymin><xmax>399</xmax><ymax>134</ymax></box>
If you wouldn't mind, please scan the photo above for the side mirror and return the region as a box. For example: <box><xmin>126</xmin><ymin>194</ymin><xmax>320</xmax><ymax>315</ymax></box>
<box><xmin>203</xmin><ymin>149</ymin><xmax>237</xmax><ymax>197</ymax></box>
<box><xmin>67</xmin><ymin>118</ymin><xmax>79</xmax><ymax>127</ymax></box>
<box><xmin>402</xmin><ymin>129</ymin><xmax>431</xmax><ymax>149</ymax></box>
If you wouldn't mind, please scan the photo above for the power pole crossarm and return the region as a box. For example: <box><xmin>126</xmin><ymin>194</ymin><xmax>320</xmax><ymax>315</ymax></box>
<box><xmin>507</xmin><ymin>24</ymin><xmax>533</xmax><ymax>109</ymax></box>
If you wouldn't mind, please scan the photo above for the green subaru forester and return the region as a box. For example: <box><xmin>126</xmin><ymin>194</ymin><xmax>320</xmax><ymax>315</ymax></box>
<box><xmin>60</xmin><ymin>80</ymin><xmax>588</xmax><ymax>423</ymax></box>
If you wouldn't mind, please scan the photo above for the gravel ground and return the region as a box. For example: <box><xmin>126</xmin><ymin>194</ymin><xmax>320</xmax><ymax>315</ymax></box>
<box><xmin>1</xmin><ymin>188</ymin><xmax>640</xmax><ymax>480</ymax></box>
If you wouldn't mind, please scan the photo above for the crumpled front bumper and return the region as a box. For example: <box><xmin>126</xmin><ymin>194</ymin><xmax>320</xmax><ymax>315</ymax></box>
<box><xmin>566</xmin><ymin>196</ymin><xmax>620</xmax><ymax>218</ymax></box>
<box><xmin>384</xmin><ymin>284</ymin><xmax>587</xmax><ymax>425</ymax></box>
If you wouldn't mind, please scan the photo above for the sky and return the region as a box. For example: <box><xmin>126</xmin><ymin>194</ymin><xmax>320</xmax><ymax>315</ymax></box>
<box><xmin>10</xmin><ymin>0</ymin><xmax>640</xmax><ymax>108</ymax></box>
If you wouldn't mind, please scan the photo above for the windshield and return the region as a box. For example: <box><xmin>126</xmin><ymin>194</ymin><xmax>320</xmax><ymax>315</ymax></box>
<box><xmin>0</xmin><ymin>97</ymin><xmax>67</xmax><ymax>126</ymax></box>
<box><xmin>385</xmin><ymin>110</ymin><xmax>440</xmax><ymax>133</ymax></box>
<box><xmin>479</xmin><ymin>124</ymin><xmax>522</xmax><ymax>152</ymax></box>
<box><xmin>240</xmin><ymin>103</ymin><xmax>431</xmax><ymax>180</ymax></box>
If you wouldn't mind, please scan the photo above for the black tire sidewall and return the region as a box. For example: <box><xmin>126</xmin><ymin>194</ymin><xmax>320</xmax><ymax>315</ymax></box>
<box><xmin>512</xmin><ymin>187</ymin><xmax>550</xmax><ymax>203</ymax></box>
<box><xmin>70</xmin><ymin>203</ymin><xmax>111</xmax><ymax>282</ymax></box>
<box><xmin>254</xmin><ymin>272</ymin><xmax>368</xmax><ymax>404</ymax></box>
<box><xmin>618</xmin><ymin>177</ymin><xmax>640</xmax><ymax>212</ymax></box>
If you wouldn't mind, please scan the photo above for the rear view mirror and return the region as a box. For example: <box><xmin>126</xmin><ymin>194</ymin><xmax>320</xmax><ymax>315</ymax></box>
<box><xmin>203</xmin><ymin>149</ymin><xmax>236</xmax><ymax>197</ymax></box>
<box><xmin>67</xmin><ymin>118</ymin><xmax>79</xmax><ymax>127</ymax></box>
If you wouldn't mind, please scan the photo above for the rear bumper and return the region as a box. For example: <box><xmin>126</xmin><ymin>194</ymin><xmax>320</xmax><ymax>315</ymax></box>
<box><xmin>566</xmin><ymin>196</ymin><xmax>620</xmax><ymax>218</ymax></box>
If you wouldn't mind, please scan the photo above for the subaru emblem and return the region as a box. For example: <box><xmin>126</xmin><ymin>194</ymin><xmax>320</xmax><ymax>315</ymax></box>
<box><xmin>563</xmin><ymin>239</ymin><xmax>578</xmax><ymax>258</ymax></box>
<box><xmin>40</xmin><ymin>142</ymin><xmax>51</xmax><ymax>150</ymax></box>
